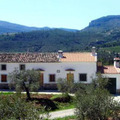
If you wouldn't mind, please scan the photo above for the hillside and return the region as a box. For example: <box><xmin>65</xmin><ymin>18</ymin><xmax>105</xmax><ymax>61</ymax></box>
<box><xmin>1</xmin><ymin>16</ymin><xmax>120</xmax><ymax>52</ymax></box>
<box><xmin>1</xmin><ymin>16</ymin><xmax>120</xmax><ymax>53</ymax></box>
<box><xmin>0</xmin><ymin>21</ymin><xmax>77</xmax><ymax>34</ymax></box>
<box><xmin>0</xmin><ymin>29</ymin><xmax>104</xmax><ymax>52</ymax></box>
<box><xmin>83</xmin><ymin>15</ymin><xmax>120</xmax><ymax>33</ymax></box>
<box><xmin>0</xmin><ymin>21</ymin><xmax>43</xmax><ymax>34</ymax></box>
<box><xmin>1</xmin><ymin>16</ymin><xmax>120</xmax><ymax>64</ymax></box>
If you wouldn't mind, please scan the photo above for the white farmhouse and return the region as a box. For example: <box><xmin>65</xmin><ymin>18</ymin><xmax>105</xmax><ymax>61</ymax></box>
<box><xmin>0</xmin><ymin>47</ymin><xmax>119</xmax><ymax>94</ymax></box>
<box><xmin>0</xmin><ymin>48</ymin><xmax>97</xmax><ymax>90</ymax></box>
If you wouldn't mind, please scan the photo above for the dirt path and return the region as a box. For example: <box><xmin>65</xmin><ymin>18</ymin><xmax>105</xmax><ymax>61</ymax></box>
<box><xmin>49</xmin><ymin>108</ymin><xmax>75</xmax><ymax>119</ymax></box>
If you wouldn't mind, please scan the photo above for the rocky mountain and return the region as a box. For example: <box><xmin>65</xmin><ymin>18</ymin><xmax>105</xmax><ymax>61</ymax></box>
<box><xmin>83</xmin><ymin>15</ymin><xmax>120</xmax><ymax>33</ymax></box>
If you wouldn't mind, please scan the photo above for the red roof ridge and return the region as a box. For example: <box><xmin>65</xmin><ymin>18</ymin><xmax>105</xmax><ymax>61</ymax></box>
<box><xmin>63</xmin><ymin>52</ymin><xmax>91</xmax><ymax>54</ymax></box>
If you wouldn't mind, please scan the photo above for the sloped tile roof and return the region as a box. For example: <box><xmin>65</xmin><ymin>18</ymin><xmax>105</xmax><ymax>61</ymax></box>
<box><xmin>60</xmin><ymin>53</ymin><xmax>96</xmax><ymax>62</ymax></box>
<box><xmin>114</xmin><ymin>58</ymin><xmax>120</xmax><ymax>61</ymax></box>
<box><xmin>0</xmin><ymin>53</ymin><xmax>59</xmax><ymax>63</ymax></box>
<box><xmin>98</xmin><ymin>66</ymin><xmax>118</xmax><ymax>74</ymax></box>
<box><xmin>0</xmin><ymin>52</ymin><xmax>96</xmax><ymax>63</ymax></box>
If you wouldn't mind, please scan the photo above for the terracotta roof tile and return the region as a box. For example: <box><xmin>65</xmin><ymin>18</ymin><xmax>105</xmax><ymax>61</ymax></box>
<box><xmin>0</xmin><ymin>52</ymin><xmax>96</xmax><ymax>63</ymax></box>
<box><xmin>98</xmin><ymin>66</ymin><xmax>118</xmax><ymax>74</ymax></box>
<box><xmin>60</xmin><ymin>52</ymin><xmax>96</xmax><ymax>62</ymax></box>
<box><xmin>114</xmin><ymin>58</ymin><xmax>120</xmax><ymax>61</ymax></box>
<box><xmin>0</xmin><ymin>53</ymin><xmax>59</xmax><ymax>63</ymax></box>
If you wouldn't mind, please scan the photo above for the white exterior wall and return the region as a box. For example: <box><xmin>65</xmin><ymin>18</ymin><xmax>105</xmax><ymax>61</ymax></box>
<box><xmin>0</xmin><ymin>62</ymin><xmax>97</xmax><ymax>84</ymax></box>
<box><xmin>102</xmin><ymin>74</ymin><xmax>120</xmax><ymax>90</ymax></box>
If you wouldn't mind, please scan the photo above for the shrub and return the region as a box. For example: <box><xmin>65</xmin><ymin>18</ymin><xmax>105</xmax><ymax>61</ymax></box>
<box><xmin>0</xmin><ymin>94</ymin><xmax>41</xmax><ymax>120</ymax></box>
<box><xmin>57</xmin><ymin>78</ymin><xmax>74</xmax><ymax>94</ymax></box>
<box><xmin>75</xmin><ymin>74</ymin><xmax>120</xmax><ymax>120</ymax></box>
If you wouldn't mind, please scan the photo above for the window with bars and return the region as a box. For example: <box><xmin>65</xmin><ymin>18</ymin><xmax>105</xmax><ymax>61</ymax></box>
<box><xmin>1</xmin><ymin>64</ymin><xmax>7</xmax><ymax>71</ymax></box>
<box><xmin>79</xmin><ymin>74</ymin><xmax>87</xmax><ymax>82</ymax></box>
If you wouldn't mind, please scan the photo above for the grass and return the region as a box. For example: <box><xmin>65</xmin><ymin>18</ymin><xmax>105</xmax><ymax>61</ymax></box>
<box><xmin>50</xmin><ymin>94</ymin><xmax>75</xmax><ymax>111</ymax></box>
<box><xmin>50</xmin><ymin>94</ymin><xmax>63</xmax><ymax>100</ymax></box>
<box><xmin>0</xmin><ymin>92</ymin><xmax>75</xmax><ymax>111</ymax></box>
<box><xmin>0</xmin><ymin>91</ymin><xmax>14</xmax><ymax>95</ymax></box>
<box><xmin>52</xmin><ymin>101</ymin><xmax>75</xmax><ymax>112</ymax></box>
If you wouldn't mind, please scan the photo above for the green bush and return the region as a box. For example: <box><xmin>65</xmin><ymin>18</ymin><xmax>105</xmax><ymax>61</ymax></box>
<box><xmin>0</xmin><ymin>94</ymin><xmax>41</xmax><ymax>120</ymax></box>
<box><xmin>75</xmin><ymin>74</ymin><xmax>120</xmax><ymax>120</ymax></box>
<box><xmin>57</xmin><ymin>78</ymin><xmax>74</xmax><ymax>94</ymax></box>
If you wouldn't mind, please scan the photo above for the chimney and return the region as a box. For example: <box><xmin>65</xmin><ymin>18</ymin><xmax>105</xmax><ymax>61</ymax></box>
<box><xmin>97</xmin><ymin>62</ymin><xmax>102</xmax><ymax>67</ymax></box>
<box><xmin>92</xmin><ymin>47</ymin><xmax>96</xmax><ymax>56</ymax></box>
<box><xmin>114</xmin><ymin>58</ymin><xmax>120</xmax><ymax>68</ymax></box>
<box><xmin>58</xmin><ymin>50</ymin><xmax>63</xmax><ymax>58</ymax></box>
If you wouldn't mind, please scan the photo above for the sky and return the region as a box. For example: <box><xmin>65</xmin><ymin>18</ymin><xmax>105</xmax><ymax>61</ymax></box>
<box><xmin>0</xmin><ymin>0</ymin><xmax>120</xmax><ymax>30</ymax></box>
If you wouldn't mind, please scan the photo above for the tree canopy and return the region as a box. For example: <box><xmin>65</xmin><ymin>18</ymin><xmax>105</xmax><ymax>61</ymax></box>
<box><xmin>9</xmin><ymin>69</ymin><xmax>40</xmax><ymax>100</ymax></box>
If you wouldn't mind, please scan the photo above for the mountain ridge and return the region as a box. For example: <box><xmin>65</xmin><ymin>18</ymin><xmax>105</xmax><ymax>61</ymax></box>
<box><xmin>1</xmin><ymin>15</ymin><xmax>120</xmax><ymax>64</ymax></box>
<box><xmin>0</xmin><ymin>20</ymin><xmax>78</xmax><ymax>34</ymax></box>
<box><xmin>0</xmin><ymin>15</ymin><xmax>120</xmax><ymax>53</ymax></box>
<box><xmin>83</xmin><ymin>15</ymin><xmax>120</xmax><ymax>33</ymax></box>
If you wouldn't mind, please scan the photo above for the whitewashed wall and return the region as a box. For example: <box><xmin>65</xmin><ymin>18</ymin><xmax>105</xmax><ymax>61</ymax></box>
<box><xmin>102</xmin><ymin>74</ymin><xmax>120</xmax><ymax>90</ymax></box>
<box><xmin>0</xmin><ymin>61</ymin><xmax>97</xmax><ymax>84</ymax></box>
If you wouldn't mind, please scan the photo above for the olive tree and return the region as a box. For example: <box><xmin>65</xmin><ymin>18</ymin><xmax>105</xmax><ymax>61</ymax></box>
<box><xmin>0</xmin><ymin>94</ymin><xmax>45</xmax><ymax>120</ymax></box>
<box><xmin>75</xmin><ymin>74</ymin><xmax>120</xmax><ymax>120</ymax></box>
<box><xmin>57</xmin><ymin>78</ymin><xmax>74</xmax><ymax>94</ymax></box>
<box><xmin>9</xmin><ymin>69</ymin><xmax>40</xmax><ymax>100</ymax></box>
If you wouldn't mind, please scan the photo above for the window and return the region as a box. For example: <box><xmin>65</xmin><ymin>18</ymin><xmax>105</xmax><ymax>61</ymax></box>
<box><xmin>79</xmin><ymin>74</ymin><xmax>87</xmax><ymax>82</ymax></box>
<box><xmin>1</xmin><ymin>64</ymin><xmax>6</xmax><ymax>70</ymax></box>
<box><xmin>20</xmin><ymin>64</ymin><xmax>25</xmax><ymax>70</ymax></box>
<box><xmin>49</xmin><ymin>74</ymin><xmax>55</xmax><ymax>82</ymax></box>
<box><xmin>1</xmin><ymin>75</ymin><xmax>7</xmax><ymax>82</ymax></box>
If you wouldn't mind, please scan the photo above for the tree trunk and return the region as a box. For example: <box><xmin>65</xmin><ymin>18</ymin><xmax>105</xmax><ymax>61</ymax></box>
<box><xmin>25</xmin><ymin>87</ymin><xmax>31</xmax><ymax>100</ymax></box>
<box><xmin>23</xmin><ymin>82</ymin><xmax>31</xmax><ymax>100</ymax></box>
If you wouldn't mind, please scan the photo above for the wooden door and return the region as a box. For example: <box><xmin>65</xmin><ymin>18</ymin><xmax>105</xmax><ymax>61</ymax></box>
<box><xmin>67</xmin><ymin>73</ymin><xmax>74</xmax><ymax>83</ymax></box>
<box><xmin>40</xmin><ymin>73</ymin><xmax>44</xmax><ymax>87</ymax></box>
